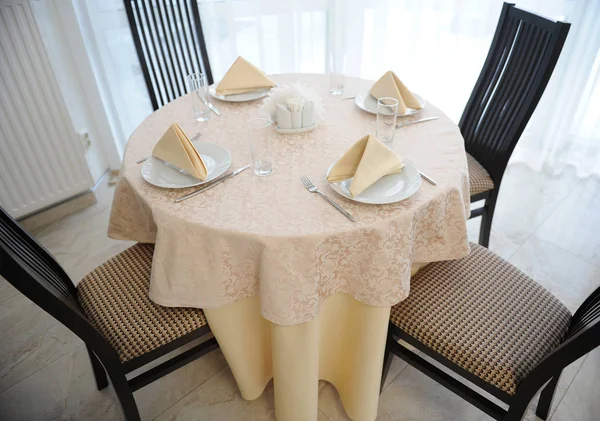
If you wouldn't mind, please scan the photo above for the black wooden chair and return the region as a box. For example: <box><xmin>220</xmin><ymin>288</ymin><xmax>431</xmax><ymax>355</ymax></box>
<box><xmin>0</xmin><ymin>206</ymin><xmax>218</xmax><ymax>421</ymax></box>
<box><xmin>124</xmin><ymin>0</ymin><xmax>213</xmax><ymax>110</ymax></box>
<box><xmin>382</xmin><ymin>243</ymin><xmax>600</xmax><ymax>421</ymax></box>
<box><xmin>462</xmin><ymin>3</ymin><xmax>570</xmax><ymax>247</ymax></box>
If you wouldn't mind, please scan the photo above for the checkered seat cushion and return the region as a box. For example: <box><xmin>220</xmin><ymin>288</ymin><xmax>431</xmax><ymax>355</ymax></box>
<box><xmin>390</xmin><ymin>243</ymin><xmax>571</xmax><ymax>395</ymax></box>
<box><xmin>77</xmin><ymin>243</ymin><xmax>208</xmax><ymax>363</ymax></box>
<box><xmin>467</xmin><ymin>153</ymin><xmax>495</xmax><ymax>196</ymax></box>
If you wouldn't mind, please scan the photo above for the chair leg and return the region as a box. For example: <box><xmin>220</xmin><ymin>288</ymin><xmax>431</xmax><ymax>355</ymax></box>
<box><xmin>380</xmin><ymin>342</ymin><xmax>394</xmax><ymax>394</ymax></box>
<box><xmin>479</xmin><ymin>190</ymin><xmax>498</xmax><ymax>248</ymax></box>
<box><xmin>107</xmin><ymin>369</ymin><xmax>141</xmax><ymax>421</ymax></box>
<box><xmin>536</xmin><ymin>374</ymin><xmax>561</xmax><ymax>420</ymax></box>
<box><xmin>87</xmin><ymin>346</ymin><xmax>108</xmax><ymax>391</ymax></box>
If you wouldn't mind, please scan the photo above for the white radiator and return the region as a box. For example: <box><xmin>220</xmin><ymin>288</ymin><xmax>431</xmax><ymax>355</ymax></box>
<box><xmin>0</xmin><ymin>0</ymin><xmax>93</xmax><ymax>218</ymax></box>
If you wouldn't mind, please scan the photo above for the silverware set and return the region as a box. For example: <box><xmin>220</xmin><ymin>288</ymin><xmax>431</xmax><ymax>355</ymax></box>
<box><xmin>175</xmin><ymin>165</ymin><xmax>250</xmax><ymax>203</ymax></box>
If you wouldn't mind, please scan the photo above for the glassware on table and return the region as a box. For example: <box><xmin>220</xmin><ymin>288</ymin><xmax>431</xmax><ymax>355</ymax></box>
<box><xmin>328</xmin><ymin>52</ymin><xmax>346</xmax><ymax>96</ymax></box>
<box><xmin>247</xmin><ymin>118</ymin><xmax>273</xmax><ymax>176</ymax></box>
<box><xmin>376</xmin><ymin>97</ymin><xmax>398</xmax><ymax>148</ymax></box>
<box><xmin>187</xmin><ymin>73</ymin><xmax>211</xmax><ymax>122</ymax></box>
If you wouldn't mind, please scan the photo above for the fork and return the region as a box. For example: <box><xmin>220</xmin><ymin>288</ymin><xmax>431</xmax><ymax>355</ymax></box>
<box><xmin>300</xmin><ymin>175</ymin><xmax>355</xmax><ymax>222</ymax></box>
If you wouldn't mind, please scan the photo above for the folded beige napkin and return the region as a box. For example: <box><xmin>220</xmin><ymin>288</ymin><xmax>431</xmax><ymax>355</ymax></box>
<box><xmin>152</xmin><ymin>123</ymin><xmax>207</xmax><ymax>180</ymax></box>
<box><xmin>370</xmin><ymin>71</ymin><xmax>422</xmax><ymax>114</ymax></box>
<box><xmin>327</xmin><ymin>134</ymin><xmax>404</xmax><ymax>197</ymax></box>
<box><xmin>215</xmin><ymin>56</ymin><xmax>276</xmax><ymax>95</ymax></box>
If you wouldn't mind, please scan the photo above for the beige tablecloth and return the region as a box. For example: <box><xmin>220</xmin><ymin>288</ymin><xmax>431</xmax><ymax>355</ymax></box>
<box><xmin>108</xmin><ymin>74</ymin><xmax>470</xmax><ymax>420</ymax></box>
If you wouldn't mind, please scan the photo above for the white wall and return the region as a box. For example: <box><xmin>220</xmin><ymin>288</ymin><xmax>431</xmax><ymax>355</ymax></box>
<box><xmin>30</xmin><ymin>0</ymin><xmax>124</xmax><ymax>182</ymax></box>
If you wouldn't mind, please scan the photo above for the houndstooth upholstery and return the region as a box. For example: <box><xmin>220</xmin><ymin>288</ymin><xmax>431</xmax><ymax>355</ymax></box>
<box><xmin>390</xmin><ymin>243</ymin><xmax>571</xmax><ymax>395</ymax></box>
<box><xmin>77</xmin><ymin>243</ymin><xmax>208</xmax><ymax>363</ymax></box>
<box><xmin>467</xmin><ymin>153</ymin><xmax>495</xmax><ymax>196</ymax></box>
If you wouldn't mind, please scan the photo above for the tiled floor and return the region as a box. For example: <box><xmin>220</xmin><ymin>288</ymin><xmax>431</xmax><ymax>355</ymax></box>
<box><xmin>1</xmin><ymin>162</ymin><xmax>599</xmax><ymax>421</ymax></box>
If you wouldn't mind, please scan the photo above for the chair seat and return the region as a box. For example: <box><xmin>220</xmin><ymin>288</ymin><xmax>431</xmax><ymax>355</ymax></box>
<box><xmin>77</xmin><ymin>244</ymin><xmax>208</xmax><ymax>363</ymax></box>
<box><xmin>390</xmin><ymin>243</ymin><xmax>571</xmax><ymax>395</ymax></box>
<box><xmin>467</xmin><ymin>153</ymin><xmax>495</xmax><ymax>196</ymax></box>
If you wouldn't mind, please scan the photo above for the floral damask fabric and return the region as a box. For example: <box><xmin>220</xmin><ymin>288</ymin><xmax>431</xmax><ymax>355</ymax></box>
<box><xmin>108</xmin><ymin>74</ymin><xmax>471</xmax><ymax>326</ymax></box>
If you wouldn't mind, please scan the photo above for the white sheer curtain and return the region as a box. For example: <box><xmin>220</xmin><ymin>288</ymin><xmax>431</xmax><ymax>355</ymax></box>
<box><xmin>83</xmin><ymin>0</ymin><xmax>600</xmax><ymax>176</ymax></box>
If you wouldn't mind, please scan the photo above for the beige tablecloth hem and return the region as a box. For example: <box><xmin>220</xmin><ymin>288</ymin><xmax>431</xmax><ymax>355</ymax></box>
<box><xmin>204</xmin><ymin>292</ymin><xmax>390</xmax><ymax>421</ymax></box>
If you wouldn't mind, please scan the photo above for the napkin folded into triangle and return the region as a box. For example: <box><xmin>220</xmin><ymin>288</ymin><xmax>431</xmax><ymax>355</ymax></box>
<box><xmin>152</xmin><ymin>123</ymin><xmax>208</xmax><ymax>180</ymax></box>
<box><xmin>370</xmin><ymin>71</ymin><xmax>422</xmax><ymax>115</ymax></box>
<box><xmin>216</xmin><ymin>56</ymin><xmax>276</xmax><ymax>95</ymax></box>
<box><xmin>327</xmin><ymin>135</ymin><xmax>404</xmax><ymax>197</ymax></box>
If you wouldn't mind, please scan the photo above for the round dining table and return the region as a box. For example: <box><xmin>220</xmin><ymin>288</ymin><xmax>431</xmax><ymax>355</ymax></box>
<box><xmin>108</xmin><ymin>74</ymin><xmax>471</xmax><ymax>421</ymax></box>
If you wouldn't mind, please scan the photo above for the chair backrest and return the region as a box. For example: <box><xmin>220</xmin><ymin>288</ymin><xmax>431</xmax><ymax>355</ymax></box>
<box><xmin>124</xmin><ymin>0</ymin><xmax>213</xmax><ymax>110</ymax></box>
<box><xmin>459</xmin><ymin>2</ymin><xmax>570</xmax><ymax>184</ymax></box>
<box><xmin>518</xmin><ymin>284</ymin><xmax>600</xmax><ymax>397</ymax></box>
<box><xmin>0</xmin><ymin>207</ymin><xmax>117</xmax><ymax>360</ymax></box>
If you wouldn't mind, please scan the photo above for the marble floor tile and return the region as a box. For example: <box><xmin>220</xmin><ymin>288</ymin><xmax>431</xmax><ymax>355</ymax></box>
<box><xmin>0</xmin><ymin>343</ymin><xmax>229</xmax><ymax>421</ymax></box>
<box><xmin>550</xmin><ymin>348</ymin><xmax>600</xmax><ymax>421</ymax></box>
<box><xmin>0</xmin><ymin>275</ymin><xmax>20</xmax><ymax>304</ymax></box>
<box><xmin>467</xmin><ymin>217</ymin><xmax>524</xmax><ymax>260</ymax></box>
<box><xmin>318</xmin><ymin>383</ymin><xmax>352</xmax><ymax>421</ymax></box>
<box><xmin>508</xmin><ymin>236</ymin><xmax>600</xmax><ymax>312</ymax></box>
<box><xmin>30</xmin><ymin>176</ymin><xmax>133</xmax><ymax>284</ymax></box>
<box><xmin>0</xmin><ymin>293</ymin><xmax>83</xmax><ymax>393</ymax></box>
<box><xmin>468</xmin><ymin>164</ymin><xmax>579</xmax><ymax>260</ymax></box>
<box><xmin>493</xmin><ymin>164</ymin><xmax>579</xmax><ymax>240</ymax></box>
<box><xmin>317</xmin><ymin>352</ymin><xmax>409</xmax><ymax>421</ymax></box>
<box><xmin>135</xmin><ymin>345</ymin><xmax>228</xmax><ymax>421</ymax></box>
<box><xmin>377</xmin><ymin>364</ymin><xmax>491</xmax><ymax>421</ymax></box>
<box><xmin>153</xmin><ymin>367</ymin><xmax>268</xmax><ymax>421</ymax></box>
<box><xmin>526</xmin><ymin>354</ymin><xmax>587</xmax><ymax>420</ymax></box>
<box><xmin>0</xmin><ymin>346</ymin><xmax>125</xmax><ymax>421</ymax></box>
<box><xmin>536</xmin><ymin>176</ymin><xmax>600</xmax><ymax>268</ymax></box>
<box><xmin>154</xmin><ymin>369</ymin><xmax>331</xmax><ymax>421</ymax></box>
<box><xmin>381</xmin><ymin>355</ymin><xmax>410</xmax><ymax>392</ymax></box>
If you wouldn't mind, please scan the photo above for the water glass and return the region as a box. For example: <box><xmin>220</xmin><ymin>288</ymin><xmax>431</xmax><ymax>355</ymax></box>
<box><xmin>376</xmin><ymin>97</ymin><xmax>398</xmax><ymax>148</ymax></box>
<box><xmin>247</xmin><ymin>118</ymin><xmax>273</xmax><ymax>176</ymax></box>
<box><xmin>328</xmin><ymin>52</ymin><xmax>346</xmax><ymax>95</ymax></box>
<box><xmin>187</xmin><ymin>73</ymin><xmax>211</xmax><ymax>122</ymax></box>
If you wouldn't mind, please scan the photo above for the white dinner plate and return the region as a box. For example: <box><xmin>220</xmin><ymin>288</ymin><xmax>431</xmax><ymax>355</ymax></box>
<box><xmin>141</xmin><ymin>141</ymin><xmax>231</xmax><ymax>189</ymax></box>
<box><xmin>326</xmin><ymin>160</ymin><xmax>422</xmax><ymax>204</ymax></box>
<box><xmin>355</xmin><ymin>91</ymin><xmax>426</xmax><ymax>117</ymax></box>
<box><xmin>209</xmin><ymin>84</ymin><xmax>270</xmax><ymax>102</ymax></box>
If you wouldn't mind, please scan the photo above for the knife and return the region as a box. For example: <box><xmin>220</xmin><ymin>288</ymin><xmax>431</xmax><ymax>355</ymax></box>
<box><xmin>419</xmin><ymin>171</ymin><xmax>437</xmax><ymax>186</ymax></box>
<box><xmin>175</xmin><ymin>165</ymin><xmax>250</xmax><ymax>202</ymax></box>
<box><xmin>396</xmin><ymin>116</ymin><xmax>438</xmax><ymax>129</ymax></box>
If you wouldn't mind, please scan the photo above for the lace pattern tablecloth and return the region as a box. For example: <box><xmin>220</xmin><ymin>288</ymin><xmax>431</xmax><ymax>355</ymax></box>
<box><xmin>108</xmin><ymin>74</ymin><xmax>470</xmax><ymax>325</ymax></box>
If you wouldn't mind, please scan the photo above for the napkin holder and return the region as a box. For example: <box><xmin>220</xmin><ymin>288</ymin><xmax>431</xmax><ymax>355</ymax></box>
<box><xmin>274</xmin><ymin>101</ymin><xmax>317</xmax><ymax>133</ymax></box>
<box><xmin>261</xmin><ymin>82</ymin><xmax>323</xmax><ymax>134</ymax></box>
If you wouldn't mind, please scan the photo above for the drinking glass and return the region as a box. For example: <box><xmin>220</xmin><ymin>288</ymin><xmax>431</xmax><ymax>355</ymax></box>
<box><xmin>247</xmin><ymin>118</ymin><xmax>273</xmax><ymax>176</ymax></box>
<box><xmin>187</xmin><ymin>73</ymin><xmax>211</xmax><ymax>122</ymax></box>
<box><xmin>376</xmin><ymin>97</ymin><xmax>398</xmax><ymax>148</ymax></box>
<box><xmin>328</xmin><ymin>52</ymin><xmax>346</xmax><ymax>95</ymax></box>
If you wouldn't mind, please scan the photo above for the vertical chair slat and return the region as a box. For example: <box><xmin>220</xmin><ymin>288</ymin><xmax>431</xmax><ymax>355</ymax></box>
<box><xmin>158</xmin><ymin>0</ymin><xmax>185</xmax><ymax>96</ymax></box>
<box><xmin>139</xmin><ymin>0</ymin><xmax>172</xmax><ymax>105</ymax></box>
<box><xmin>149</xmin><ymin>0</ymin><xmax>180</xmax><ymax>100</ymax></box>
<box><xmin>123</xmin><ymin>0</ymin><xmax>213</xmax><ymax>110</ymax></box>
<box><xmin>131</xmin><ymin>0</ymin><xmax>168</xmax><ymax>107</ymax></box>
